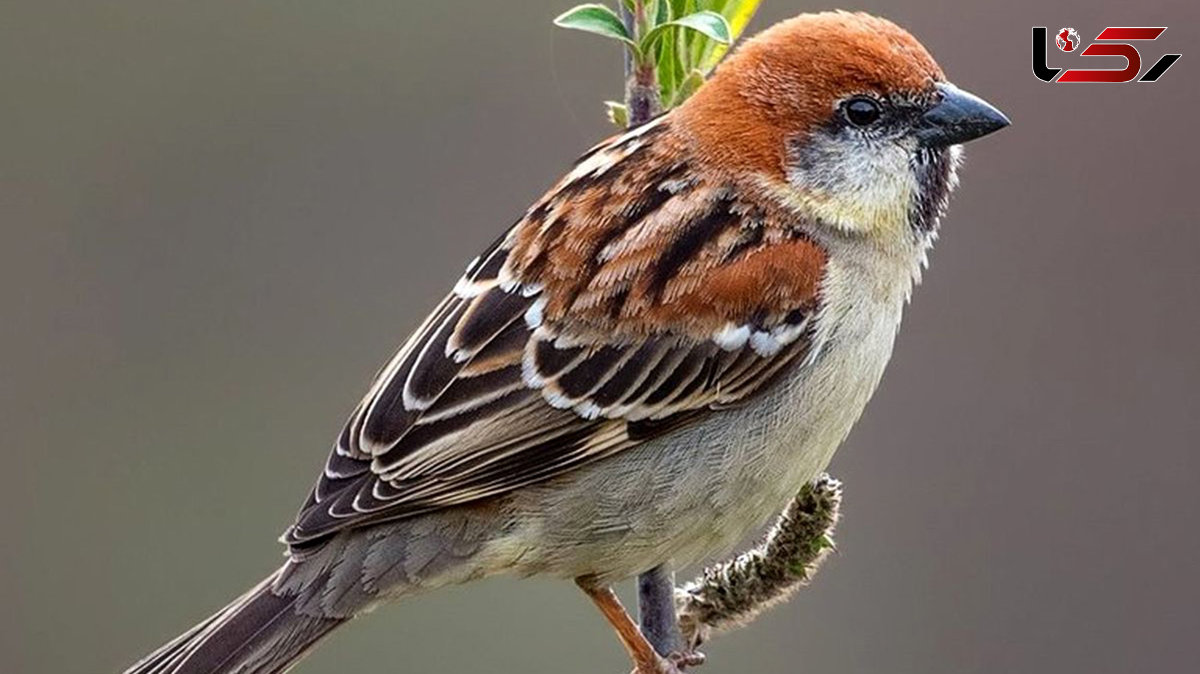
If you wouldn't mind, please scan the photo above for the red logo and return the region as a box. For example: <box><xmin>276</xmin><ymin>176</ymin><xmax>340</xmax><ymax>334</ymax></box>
<box><xmin>1056</xmin><ymin>27</ymin><xmax>1080</xmax><ymax>52</ymax></box>
<box><xmin>1033</xmin><ymin>27</ymin><xmax>1181</xmax><ymax>83</ymax></box>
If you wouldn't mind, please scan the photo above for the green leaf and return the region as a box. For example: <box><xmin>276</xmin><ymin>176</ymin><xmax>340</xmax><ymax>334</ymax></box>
<box><xmin>692</xmin><ymin>0</ymin><xmax>760</xmax><ymax>72</ymax></box>
<box><xmin>641</xmin><ymin>10</ymin><xmax>732</xmax><ymax>48</ymax></box>
<box><xmin>656</xmin><ymin>36</ymin><xmax>677</xmax><ymax>98</ymax></box>
<box><xmin>672</xmin><ymin>23</ymin><xmax>688</xmax><ymax>85</ymax></box>
<box><xmin>554</xmin><ymin>4</ymin><xmax>639</xmax><ymax>50</ymax></box>
<box><xmin>653</xmin><ymin>0</ymin><xmax>670</xmax><ymax>27</ymax></box>
<box><xmin>723</xmin><ymin>0</ymin><xmax>760</xmax><ymax>36</ymax></box>
<box><xmin>604</xmin><ymin>100</ymin><xmax>629</xmax><ymax>128</ymax></box>
<box><xmin>670</xmin><ymin>68</ymin><xmax>706</xmax><ymax>105</ymax></box>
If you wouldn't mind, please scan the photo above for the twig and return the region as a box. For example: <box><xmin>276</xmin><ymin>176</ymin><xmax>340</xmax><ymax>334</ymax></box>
<box><xmin>622</xmin><ymin>1</ymin><xmax>679</xmax><ymax>662</ymax></box>
<box><xmin>675</xmin><ymin>476</ymin><xmax>842</xmax><ymax>650</ymax></box>
<box><xmin>622</xmin><ymin>1</ymin><xmax>661</xmax><ymax>126</ymax></box>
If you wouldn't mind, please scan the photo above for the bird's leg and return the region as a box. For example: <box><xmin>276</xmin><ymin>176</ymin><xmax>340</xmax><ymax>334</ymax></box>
<box><xmin>575</xmin><ymin>577</ymin><xmax>679</xmax><ymax>674</ymax></box>
<box><xmin>638</xmin><ymin>565</ymin><xmax>681</xmax><ymax>654</ymax></box>
<box><xmin>638</xmin><ymin>565</ymin><xmax>705</xmax><ymax>669</ymax></box>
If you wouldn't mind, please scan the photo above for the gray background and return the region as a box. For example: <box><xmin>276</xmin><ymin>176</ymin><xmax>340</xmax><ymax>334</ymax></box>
<box><xmin>3</xmin><ymin>1</ymin><xmax>1197</xmax><ymax>673</ymax></box>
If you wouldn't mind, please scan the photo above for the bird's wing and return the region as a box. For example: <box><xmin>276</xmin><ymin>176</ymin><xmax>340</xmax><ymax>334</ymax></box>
<box><xmin>284</xmin><ymin>117</ymin><xmax>828</xmax><ymax>548</ymax></box>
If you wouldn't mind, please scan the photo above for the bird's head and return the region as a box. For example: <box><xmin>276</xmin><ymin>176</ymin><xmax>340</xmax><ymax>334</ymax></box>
<box><xmin>675</xmin><ymin>11</ymin><xmax>1009</xmax><ymax>240</ymax></box>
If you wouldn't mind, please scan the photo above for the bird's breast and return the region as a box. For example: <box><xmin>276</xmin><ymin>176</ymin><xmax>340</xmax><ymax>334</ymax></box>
<box><xmin>701</xmin><ymin>239</ymin><xmax>921</xmax><ymax>536</ymax></box>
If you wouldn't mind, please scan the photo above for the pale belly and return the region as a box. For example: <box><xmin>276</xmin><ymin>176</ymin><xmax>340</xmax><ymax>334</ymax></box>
<box><xmin>497</xmin><ymin>270</ymin><xmax>908</xmax><ymax>581</ymax></box>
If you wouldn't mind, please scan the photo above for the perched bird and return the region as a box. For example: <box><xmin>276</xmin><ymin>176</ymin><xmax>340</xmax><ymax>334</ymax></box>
<box><xmin>123</xmin><ymin>11</ymin><xmax>1008</xmax><ymax>674</ymax></box>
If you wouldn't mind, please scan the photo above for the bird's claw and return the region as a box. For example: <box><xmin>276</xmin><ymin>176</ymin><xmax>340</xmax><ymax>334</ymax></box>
<box><xmin>631</xmin><ymin>649</ymin><xmax>706</xmax><ymax>673</ymax></box>
<box><xmin>629</xmin><ymin>656</ymin><xmax>681</xmax><ymax>674</ymax></box>
<box><xmin>668</xmin><ymin>650</ymin><xmax>706</xmax><ymax>668</ymax></box>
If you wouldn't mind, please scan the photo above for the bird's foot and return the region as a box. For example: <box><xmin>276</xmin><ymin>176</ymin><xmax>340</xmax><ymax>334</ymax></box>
<box><xmin>576</xmin><ymin>577</ymin><xmax>705</xmax><ymax>674</ymax></box>
<box><xmin>667</xmin><ymin>650</ymin><xmax>706</xmax><ymax>669</ymax></box>
<box><xmin>630</xmin><ymin>649</ymin><xmax>707</xmax><ymax>674</ymax></box>
<box><xmin>629</xmin><ymin>656</ymin><xmax>678</xmax><ymax>674</ymax></box>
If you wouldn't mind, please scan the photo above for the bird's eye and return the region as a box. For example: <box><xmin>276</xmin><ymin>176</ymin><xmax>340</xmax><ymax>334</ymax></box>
<box><xmin>843</xmin><ymin>97</ymin><xmax>882</xmax><ymax>127</ymax></box>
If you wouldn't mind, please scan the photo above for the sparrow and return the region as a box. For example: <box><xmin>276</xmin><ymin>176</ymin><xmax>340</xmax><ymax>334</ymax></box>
<box><xmin>123</xmin><ymin>11</ymin><xmax>1008</xmax><ymax>674</ymax></box>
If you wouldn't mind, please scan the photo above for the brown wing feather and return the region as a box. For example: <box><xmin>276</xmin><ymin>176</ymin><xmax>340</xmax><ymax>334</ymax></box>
<box><xmin>283</xmin><ymin>116</ymin><xmax>827</xmax><ymax>549</ymax></box>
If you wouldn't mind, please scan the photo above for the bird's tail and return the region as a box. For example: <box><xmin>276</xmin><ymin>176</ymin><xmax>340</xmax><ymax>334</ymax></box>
<box><xmin>122</xmin><ymin>566</ymin><xmax>347</xmax><ymax>674</ymax></box>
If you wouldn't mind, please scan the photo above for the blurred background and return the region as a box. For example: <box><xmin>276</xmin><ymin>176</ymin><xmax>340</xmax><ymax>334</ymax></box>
<box><xmin>3</xmin><ymin>1</ymin><xmax>1197</xmax><ymax>673</ymax></box>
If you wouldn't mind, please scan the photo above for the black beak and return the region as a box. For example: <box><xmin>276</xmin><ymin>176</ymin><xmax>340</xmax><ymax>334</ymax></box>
<box><xmin>916</xmin><ymin>82</ymin><xmax>1010</xmax><ymax>147</ymax></box>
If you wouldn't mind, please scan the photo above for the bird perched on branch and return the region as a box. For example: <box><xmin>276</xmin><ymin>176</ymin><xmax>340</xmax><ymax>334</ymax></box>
<box><xmin>123</xmin><ymin>11</ymin><xmax>1007</xmax><ymax>674</ymax></box>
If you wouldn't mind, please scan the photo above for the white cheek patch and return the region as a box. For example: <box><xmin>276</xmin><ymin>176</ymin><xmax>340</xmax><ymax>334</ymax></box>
<box><xmin>786</xmin><ymin>134</ymin><xmax>918</xmax><ymax>234</ymax></box>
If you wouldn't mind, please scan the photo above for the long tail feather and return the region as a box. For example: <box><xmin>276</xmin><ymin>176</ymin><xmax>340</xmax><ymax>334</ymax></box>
<box><xmin>123</xmin><ymin>567</ymin><xmax>346</xmax><ymax>674</ymax></box>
